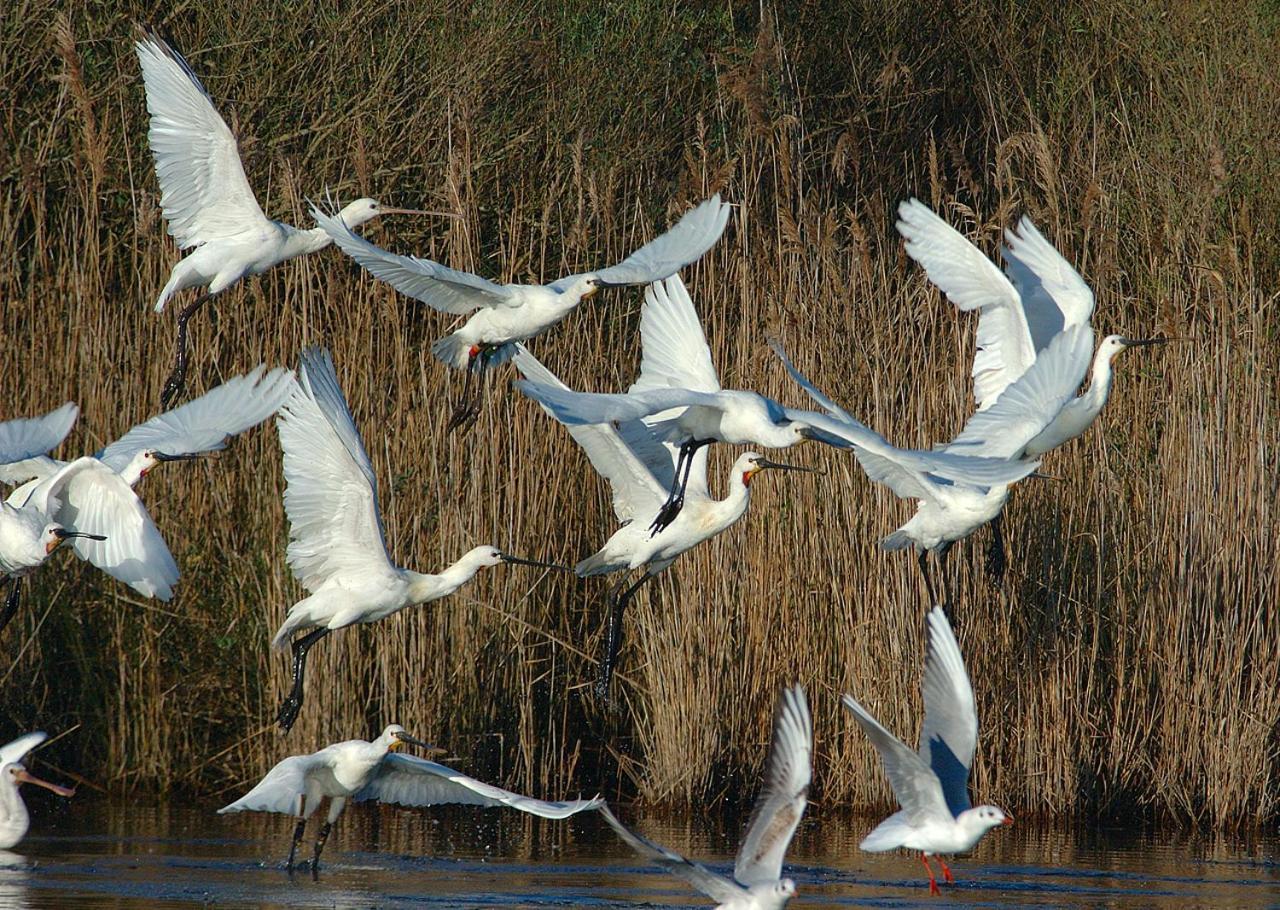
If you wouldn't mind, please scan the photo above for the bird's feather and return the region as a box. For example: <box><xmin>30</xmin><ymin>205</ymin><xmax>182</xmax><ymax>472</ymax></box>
<box><xmin>592</xmin><ymin>196</ymin><xmax>730</xmax><ymax>287</ymax></box>
<box><xmin>918</xmin><ymin>606</ymin><xmax>978</xmax><ymax>817</ymax></box>
<box><xmin>598</xmin><ymin>804</ymin><xmax>747</xmax><ymax>904</ymax></box>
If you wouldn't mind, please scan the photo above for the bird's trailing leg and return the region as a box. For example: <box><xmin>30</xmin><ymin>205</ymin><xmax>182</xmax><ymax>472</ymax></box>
<box><xmin>160</xmin><ymin>293</ymin><xmax>213</xmax><ymax>409</ymax></box>
<box><xmin>936</xmin><ymin>541</ymin><xmax>955</xmax><ymax>607</ymax></box>
<box><xmin>916</xmin><ymin>550</ymin><xmax>938</xmax><ymax>607</ymax></box>
<box><xmin>595</xmin><ymin>573</ymin><xmax>653</xmax><ymax>704</ymax></box>
<box><xmin>0</xmin><ymin>578</ymin><xmax>21</xmax><ymax>634</ymax></box>
<box><xmin>648</xmin><ymin>439</ymin><xmax>711</xmax><ymax>537</ymax></box>
<box><xmin>446</xmin><ymin>346</ymin><xmax>492</xmax><ymax>433</ymax></box>
<box><xmin>921</xmin><ymin>854</ymin><xmax>941</xmax><ymax>896</ymax></box>
<box><xmin>937</xmin><ymin>856</ymin><xmax>955</xmax><ymax>885</ymax></box>
<box><xmin>285</xmin><ymin>818</ymin><xmax>306</xmax><ymax>875</ymax></box>
<box><xmin>310</xmin><ymin>821</ymin><xmax>333</xmax><ymax>880</ymax></box>
<box><xmin>985</xmin><ymin>514</ymin><xmax>1007</xmax><ymax>586</ymax></box>
<box><xmin>276</xmin><ymin>627</ymin><xmax>332</xmax><ymax>732</ymax></box>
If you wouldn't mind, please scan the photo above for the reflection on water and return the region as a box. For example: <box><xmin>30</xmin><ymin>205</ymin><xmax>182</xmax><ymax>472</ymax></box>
<box><xmin>0</xmin><ymin>797</ymin><xmax>1276</xmax><ymax>908</ymax></box>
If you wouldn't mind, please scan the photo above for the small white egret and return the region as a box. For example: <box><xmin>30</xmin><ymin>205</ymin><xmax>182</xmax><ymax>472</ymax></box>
<box><xmin>219</xmin><ymin>723</ymin><xmax>601</xmax><ymax>876</ymax></box>
<box><xmin>842</xmin><ymin>606</ymin><xmax>1011</xmax><ymax>895</ymax></box>
<box><xmin>311</xmin><ymin>195</ymin><xmax>730</xmax><ymax>429</ymax></box>
<box><xmin>0</xmin><ymin>732</ymin><xmax>75</xmax><ymax>850</ymax></box>
<box><xmin>599</xmin><ymin>685</ymin><xmax>811</xmax><ymax>909</ymax></box>
<box><xmin>134</xmin><ymin>31</ymin><xmax>436</xmax><ymax>407</ymax></box>
<box><xmin>771</xmin><ymin>341</ymin><xmax>1050</xmax><ymax>604</ymax></box>
<box><xmin>897</xmin><ymin>199</ymin><xmax>1168</xmax><ymax>571</ymax></box>
<box><xmin>271</xmin><ymin>347</ymin><xmax>563</xmax><ymax>731</ymax></box>
<box><xmin>513</xmin><ymin>346</ymin><xmax>816</xmax><ymax>699</ymax></box>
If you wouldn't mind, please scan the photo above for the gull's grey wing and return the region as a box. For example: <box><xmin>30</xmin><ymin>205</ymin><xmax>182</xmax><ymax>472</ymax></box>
<box><xmin>598</xmin><ymin>803</ymin><xmax>747</xmax><ymax>904</ymax></box>
<box><xmin>842</xmin><ymin>694</ymin><xmax>954</xmax><ymax>825</ymax></box>
<box><xmin>735</xmin><ymin>685</ymin><xmax>812</xmax><ymax>887</ymax></box>
<box><xmin>593</xmin><ymin>195</ymin><xmax>730</xmax><ymax>287</ymax></box>
<box><xmin>918</xmin><ymin>606</ymin><xmax>977</xmax><ymax>817</ymax></box>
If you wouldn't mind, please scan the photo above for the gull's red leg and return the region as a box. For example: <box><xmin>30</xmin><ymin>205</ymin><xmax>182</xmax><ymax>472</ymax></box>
<box><xmin>938</xmin><ymin>856</ymin><xmax>955</xmax><ymax>884</ymax></box>
<box><xmin>921</xmin><ymin>854</ymin><xmax>940</xmax><ymax>896</ymax></box>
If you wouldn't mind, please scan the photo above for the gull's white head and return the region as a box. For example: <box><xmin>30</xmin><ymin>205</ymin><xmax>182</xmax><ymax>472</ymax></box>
<box><xmin>958</xmin><ymin>804</ymin><xmax>1012</xmax><ymax>837</ymax></box>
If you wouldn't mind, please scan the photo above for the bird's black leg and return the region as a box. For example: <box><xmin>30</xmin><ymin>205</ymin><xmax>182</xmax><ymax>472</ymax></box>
<box><xmin>595</xmin><ymin>573</ymin><xmax>653</xmax><ymax>704</ymax></box>
<box><xmin>276</xmin><ymin>627</ymin><xmax>331</xmax><ymax>732</ymax></box>
<box><xmin>648</xmin><ymin>439</ymin><xmax>709</xmax><ymax>537</ymax></box>
<box><xmin>310</xmin><ymin>821</ymin><xmax>333</xmax><ymax>880</ymax></box>
<box><xmin>985</xmin><ymin>514</ymin><xmax>1007</xmax><ymax>585</ymax></box>
<box><xmin>0</xmin><ymin>578</ymin><xmax>22</xmax><ymax>634</ymax></box>
<box><xmin>916</xmin><ymin>550</ymin><xmax>938</xmax><ymax>606</ymax></box>
<box><xmin>937</xmin><ymin>541</ymin><xmax>955</xmax><ymax>607</ymax></box>
<box><xmin>160</xmin><ymin>293</ymin><xmax>213</xmax><ymax>409</ymax></box>
<box><xmin>446</xmin><ymin>356</ymin><xmax>479</xmax><ymax>433</ymax></box>
<box><xmin>286</xmin><ymin>818</ymin><xmax>306</xmax><ymax>875</ymax></box>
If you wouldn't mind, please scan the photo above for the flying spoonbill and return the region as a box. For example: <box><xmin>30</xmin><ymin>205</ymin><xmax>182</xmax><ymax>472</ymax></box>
<box><xmin>513</xmin><ymin>346</ymin><xmax>816</xmax><ymax>700</ymax></box>
<box><xmin>0</xmin><ymin>732</ymin><xmax>75</xmax><ymax>850</ymax></box>
<box><xmin>897</xmin><ymin>198</ymin><xmax>1168</xmax><ymax>572</ymax></box>
<box><xmin>311</xmin><ymin>194</ymin><xmax>730</xmax><ymax>429</ymax></box>
<box><xmin>771</xmin><ymin>339</ymin><xmax>1065</xmax><ymax>604</ymax></box>
<box><xmin>599</xmin><ymin>685</ymin><xmax>811</xmax><ymax>908</ymax></box>
<box><xmin>271</xmin><ymin>347</ymin><xmax>563</xmax><ymax>731</ymax></box>
<box><xmin>135</xmin><ymin>30</ymin><xmax>437</xmax><ymax>407</ymax></box>
<box><xmin>219</xmin><ymin>723</ymin><xmax>601</xmax><ymax>876</ymax></box>
<box><xmin>842</xmin><ymin>606</ymin><xmax>1011</xmax><ymax>895</ymax></box>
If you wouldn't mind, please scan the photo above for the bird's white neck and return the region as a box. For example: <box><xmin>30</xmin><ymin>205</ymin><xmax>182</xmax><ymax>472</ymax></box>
<box><xmin>284</xmin><ymin>224</ymin><xmax>336</xmax><ymax>258</ymax></box>
<box><xmin>116</xmin><ymin>452</ymin><xmax>151</xmax><ymax>487</ymax></box>
<box><xmin>0</xmin><ymin>780</ymin><xmax>28</xmax><ymax>848</ymax></box>
<box><xmin>404</xmin><ymin>551</ymin><xmax>490</xmax><ymax>604</ymax></box>
<box><xmin>1075</xmin><ymin>345</ymin><xmax>1119</xmax><ymax>424</ymax></box>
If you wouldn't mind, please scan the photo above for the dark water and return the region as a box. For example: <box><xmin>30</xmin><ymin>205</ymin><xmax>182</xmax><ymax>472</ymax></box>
<box><xmin>3</xmin><ymin>797</ymin><xmax>1277</xmax><ymax>908</ymax></box>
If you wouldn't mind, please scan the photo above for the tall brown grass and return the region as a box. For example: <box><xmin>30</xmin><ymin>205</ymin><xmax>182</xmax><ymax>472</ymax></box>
<box><xmin>1</xmin><ymin>1</ymin><xmax>1276</xmax><ymax>828</ymax></box>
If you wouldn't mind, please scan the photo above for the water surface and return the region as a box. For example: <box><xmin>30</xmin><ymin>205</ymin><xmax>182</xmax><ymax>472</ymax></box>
<box><xmin>5</xmin><ymin>798</ymin><xmax>1277</xmax><ymax>908</ymax></box>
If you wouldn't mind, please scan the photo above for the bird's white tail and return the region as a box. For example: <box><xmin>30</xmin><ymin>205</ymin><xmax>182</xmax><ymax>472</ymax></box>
<box><xmin>154</xmin><ymin>269</ymin><xmax>184</xmax><ymax>312</ymax></box>
<box><xmin>270</xmin><ymin>606</ymin><xmax>312</xmax><ymax>651</ymax></box>
<box><xmin>858</xmin><ymin>810</ymin><xmax>914</xmax><ymax>851</ymax></box>
<box><xmin>431</xmin><ymin>334</ymin><xmax>517</xmax><ymax>371</ymax></box>
<box><xmin>575</xmin><ymin>549</ymin><xmax>613</xmax><ymax>577</ymax></box>
<box><xmin>880</xmin><ymin>530</ymin><xmax>914</xmax><ymax>552</ymax></box>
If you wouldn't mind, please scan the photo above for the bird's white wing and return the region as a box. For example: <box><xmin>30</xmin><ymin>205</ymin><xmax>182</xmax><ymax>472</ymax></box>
<box><xmin>918</xmin><ymin>606</ymin><xmax>977</xmax><ymax>817</ymax></box>
<box><xmin>217</xmin><ymin>754</ymin><xmax>316</xmax><ymax>815</ymax></box>
<box><xmin>944</xmin><ymin>324</ymin><xmax>1094</xmax><ymax>459</ymax></box>
<box><xmin>98</xmin><ymin>366</ymin><xmax>296</xmax><ymax>472</ymax></box>
<box><xmin>278</xmin><ymin>348</ymin><xmax>392</xmax><ymax>590</ymax></box>
<box><xmin>598</xmin><ymin>804</ymin><xmax>747</xmax><ymax>905</ymax></box>
<box><xmin>0</xmin><ymin>403</ymin><xmax>78</xmax><ymax>468</ymax></box>
<box><xmin>135</xmin><ymin>33</ymin><xmax>271</xmax><ymax>248</ymax></box>
<box><xmin>26</xmin><ymin>457</ymin><xmax>179</xmax><ymax>600</ymax></box>
<box><xmin>512</xmin><ymin>347</ymin><xmax>672</xmax><ymax>522</ymax></box>
<box><xmin>0</xmin><ymin>456</ymin><xmax>61</xmax><ymax>486</ymax></box>
<box><xmin>515</xmin><ymin>384</ymin><xmax>723</xmax><ymax>431</ymax></box>
<box><xmin>735</xmin><ymin>685</ymin><xmax>812</xmax><ymax>887</ymax></box>
<box><xmin>310</xmin><ymin>203</ymin><xmax>512</xmax><ymax>314</ymax></box>
<box><xmin>630</xmin><ymin>275</ymin><xmax>720</xmax><ymax>394</ymax></box>
<box><xmin>769</xmin><ymin>341</ymin><xmax>858</xmax><ymax>424</ymax></box>
<box><xmin>0</xmin><ymin>732</ymin><xmax>47</xmax><ymax>767</ymax></box>
<box><xmin>1002</xmin><ymin>217</ymin><xmax>1096</xmax><ymax>352</ymax></box>
<box><xmin>897</xmin><ymin>199</ymin><xmax>1037</xmax><ymax>409</ymax></box>
<box><xmin>592</xmin><ymin>195</ymin><xmax>730</xmax><ymax>287</ymax></box>
<box><xmin>842</xmin><ymin>694</ymin><xmax>954</xmax><ymax>825</ymax></box>
<box><xmin>354</xmin><ymin>753</ymin><xmax>602</xmax><ymax>817</ymax></box>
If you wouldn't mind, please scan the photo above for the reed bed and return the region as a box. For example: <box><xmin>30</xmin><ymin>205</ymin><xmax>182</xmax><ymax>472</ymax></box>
<box><xmin>1</xmin><ymin>1</ymin><xmax>1276</xmax><ymax>828</ymax></box>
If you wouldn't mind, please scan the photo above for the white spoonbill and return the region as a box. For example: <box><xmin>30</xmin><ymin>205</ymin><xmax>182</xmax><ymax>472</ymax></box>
<box><xmin>513</xmin><ymin>346</ymin><xmax>816</xmax><ymax>700</ymax></box>
<box><xmin>770</xmin><ymin>339</ymin><xmax>1068</xmax><ymax>604</ymax></box>
<box><xmin>897</xmin><ymin>199</ymin><xmax>1168</xmax><ymax>571</ymax></box>
<box><xmin>135</xmin><ymin>30</ymin><xmax>436</xmax><ymax>407</ymax></box>
<box><xmin>0</xmin><ymin>365</ymin><xmax>295</xmax><ymax>490</ymax></box>
<box><xmin>599</xmin><ymin>685</ymin><xmax>811</xmax><ymax>909</ymax></box>
<box><xmin>219</xmin><ymin>723</ymin><xmax>600</xmax><ymax>876</ymax></box>
<box><xmin>311</xmin><ymin>194</ymin><xmax>730</xmax><ymax>429</ymax></box>
<box><xmin>842</xmin><ymin>606</ymin><xmax>1010</xmax><ymax>895</ymax></box>
<box><xmin>0</xmin><ymin>732</ymin><xmax>75</xmax><ymax>850</ymax></box>
<box><xmin>272</xmin><ymin>347</ymin><xmax>563</xmax><ymax>731</ymax></box>
<box><xmin>0</xmin><ymin>404</ymin><xmax>78</xmax><ymax>467</ymax></box>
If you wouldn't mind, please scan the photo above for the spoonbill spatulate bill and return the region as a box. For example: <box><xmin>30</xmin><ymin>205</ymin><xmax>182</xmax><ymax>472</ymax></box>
<box><xmin>897</xmin><ymin>198</ymin><xmax>1169</xmax><ymax>575</ymax></box>
<box><xmin>514</xmin><ymin>346</ymin><xmax>816</xmax><ymax>701</ymax></box>
<box><xmin>311</xmin><ymin>194</ymin><xmax>730</xmax><ymax>430</ymax></box>
<box><xmin>842</xmin><ymin>606</ymin><xmax>1011</xmax><ymax>895</ymax></box>
<box><xmin>271</xmin><ymin>347</ymin><xmax>563</xmax><ymax>732</ymax></box>
<box><xmin>599</xmin><ymin>685</ymin><xmax>811</xmax><ymax>908</ymax></box>
<box><xmin>0</xmin><ymin>732</ymin><xmax>75</xmax><ymax>850</ymax></box>
<box><xmin>134</xmin><ymin>30</ymin><xmax>434</xmax><ymax>408</ymax></box>
<box><xmin>219</xmin><ymin>723</ymin><xmax>601</xmax><ymax>876</ymax></box>
<box><xmin>770</xmin><ymin>336</ymin><xmax>1089</xmax><ymax>605</ymax></box>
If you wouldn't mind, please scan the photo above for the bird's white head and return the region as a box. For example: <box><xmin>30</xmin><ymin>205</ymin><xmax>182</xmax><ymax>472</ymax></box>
<box><xmin>465</xmin><ymin>545</ymin><xmax>568</xmax><ymax>572</ymax></box>
<box><xmin>959</xmin><ymin>804</ymin><xmax>1013</xmax><ymax>837</ymax></box>
<box><xmin>332</xmin><ymin>198</ymin><xmax>451</xmax><ymax>231</ymax></box>
<box><xmin>38</xmin><ymin>522</ymin><xmax>105</xmax><ymax>556</ymax></box>
<box><xmin>1098</xmin><ymin>333</ymin><xmax>1169</xmax><ymax>364</ymax></box>
<box><xmin>550</xmin><ymin>274</ymin><xmax>602</xmax><ymax>302</ymax></box>
<box><xmin>378</xmin><ymin>724</ymin><xmax>432</xmax><ymax>753</ymax></box>
<box><xmin>1</xmin><ymin>761</ymin><xmax>74</xmax><ymax>799</ymax></box>
<box><xmin>775</xmin><ymin>878</ymin><xmax>797</xmax><ymax>901</ymax></box>
<box><xmin>122</xmin><ymin>449</ymin><xmax>202</xmax><ymax>485</ymax></box>
<box><xmin>733</xmin><ymin>452</ymin><xmax>821</xmax><ymax>488</ymax></box>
